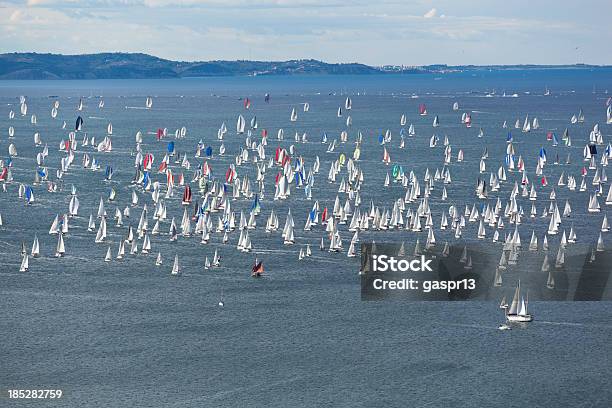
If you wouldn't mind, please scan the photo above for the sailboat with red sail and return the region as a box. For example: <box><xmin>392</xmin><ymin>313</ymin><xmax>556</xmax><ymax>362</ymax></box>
<box><xmin>418</xmin><ymin>103</ymin><xmax>427</xmax><ymax>116</ymax></box>
<box><xmin>251</xmin><ymin>257</ymin><xmax>264</xmax><ymax>277</ymax></box>
<box><xmin>182</xmin><ymin>185</ymin><xmax>192</xmax><ymax>205</ymax></box>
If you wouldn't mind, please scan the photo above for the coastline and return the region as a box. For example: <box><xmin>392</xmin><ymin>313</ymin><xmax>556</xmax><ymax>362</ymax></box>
<box><xmin>2</xmin><ymin>52</ymin><xmax>612</xmax><ymax>80</ymax></box>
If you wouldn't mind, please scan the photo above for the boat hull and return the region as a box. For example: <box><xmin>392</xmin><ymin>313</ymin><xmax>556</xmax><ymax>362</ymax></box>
<box><xmin>506</xmin><ymin>314</ymin><xmax>533</xmax><ymax>322</ymax></box>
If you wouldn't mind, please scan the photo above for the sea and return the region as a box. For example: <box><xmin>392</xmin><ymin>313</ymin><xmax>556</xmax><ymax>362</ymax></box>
<box><xmin>1</xmin><ymin>70</ymin><xmax>612</xmax><ymax>407</ymax></box>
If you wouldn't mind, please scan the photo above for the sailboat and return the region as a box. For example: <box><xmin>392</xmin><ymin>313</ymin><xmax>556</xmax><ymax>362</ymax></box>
<box><xmin>432</xmin><ymin>115</ymin><xmax>439</xmax><ymax>127</ymax></box>
<box><xmin>104</xmin><ymin>246</ymin><xmax>112</xmax><ymax>262</ymax></box>
<box><xmin>218</xmin><ymin>290</ymin><xmax>225</xmax><ymax>307</ymax></box>
<box><xmin>236</xmin><ymin>114</ymin><xmax>246</xmax><ymax>134</ymax></box>
<box><xmin>19</xmin><ymin>254</ymin><xmax>29</xmax><ymax>272</ymax></box>
<box><xmin>506</xmin><ymin>281</ymin><xmax>533</xmax><ymax>322</ymax></box>
<box><xmin>251</xmin><ymin>257</ymin><xmax>264</xmax><ymax>277</ymax></box>
<box><xmin>69</xmin><ymin>195</ymin><xmax>79</xmax><ymax>216</ymax></box>
<box><xmin>497</xmin><ymin>296</ymin><xmax>511</xmax><ymax>330</ymax></box>
<box><xmin>418</xmin><ymin>103</ymin><xmax>427</xmax><ymax>116</ymax></box>
<box><xmin>345</xmin><ymin>97</ymin><xmax>352</xmax><ymax>110</ymax></box>
<box><xmin>55</xmin><ymin>234</ymin><xmax>65</xmax><ymax>257</ymax></box>
<box><xmin>171</xmin><ymin>254</ymin><xmax>180</xmax><ymax>275</ymax></box>
<box><xmin>116</xmin><ymin>241</ymin><xmax>125</xmax><ymax>259</ymax></box>
<box><xmin>31</xmin><ymin>234</ymin><xmax>40</xmax><ymax>257</ymax></box>
<box><xmin>95</xmin><ymin>217</ymin><xmax>107</xmax><ymax>243</ymax></box>
<box><xmin>142</xmin><ymin>234</ymin><xmax>152</xmax><ymax>254</ymax></box>
<box><xmin>212</xmin><ymin>249</ymin><xmax>221</xmax><ymax>267</ymax></box>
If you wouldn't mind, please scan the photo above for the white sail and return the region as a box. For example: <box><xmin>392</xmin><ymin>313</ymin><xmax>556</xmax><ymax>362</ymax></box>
<box><xmin>95</xmin><ymin>217</ymin><xmax>107</xmax><ymax>243</ymax></box>
<box><xmin>117</xmin><ymin>241</ymin><xmax>125</xmax><ymax>259</ymax></box>
<box><xmin>19</xmin><ymin>254</ymin><xmax>29</xmax><ymax>272</ymax></box>
<box><xmin>69</xmin><ymin>195</ymin><xmax>79</xmax><ymax>216</ymax></box>
<box><xmin>506</xmin><ymin>281</ymin><xmax>532</xmax><ymax>322</ymax></box>
<box><xmin>55</xmin><ymin>234</ymin><xmax>65</xmax><ymax>257</ymax></box>
<box><xmin>171</xmin><ymin>255</ymin><xmax>180</xmax><ymax>274</ymax></box>
<box><xmin>31</xmin><ymin>235</ymin><xmax>40</xmax><ymax>257</ymax></box>
<box><xmin>49</xmin><ymin>215</ymin><xmax>60</xmax><ymax>235</ymax></box>
<box><xmin>236</xmin><ymin>114</ymin><xmax>246</xmax><ymax>134</ymax></box>
<box><xmin>97</xmin><ymin>197</ymin><xmax>106</xmax><ymax>218</ymax></box>
<box><xmin>105</xmin><ymin>246</ymin><xmax>112</xmax><ymax>262</ymax></box>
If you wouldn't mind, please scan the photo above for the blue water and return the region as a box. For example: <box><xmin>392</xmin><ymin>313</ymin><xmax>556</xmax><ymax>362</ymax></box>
<box><xmin>1</xmin><ymin>71</ymin><xmax>611</xmax><ymax>407</ymax></box>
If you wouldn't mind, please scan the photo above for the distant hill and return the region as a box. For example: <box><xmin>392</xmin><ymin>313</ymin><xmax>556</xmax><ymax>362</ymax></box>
<box><xmin>0</xmin><ymin>53</ymin><xmax>380</xmax><ymax>79</ymax></box>
<box><xmin>0</xmin><ymin>53</ymin><xmax>609</xmax><ymax>79</ymax></box>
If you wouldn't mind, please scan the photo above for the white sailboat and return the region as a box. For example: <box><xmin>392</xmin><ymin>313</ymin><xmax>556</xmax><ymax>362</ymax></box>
<box><xmin>19</xmin><ymin>254</ymin><xmax>29</xmax><ymax>272</ymax></box>
<box><xmin>117</xmin><ymin>241</ymin><xmax>125</xmax><ymax>260</ymax></box>
<box><xmin>212</xmin><ymin>249</ymin><xmax>221</xmax><ymax>266</ymax></box>
<box><xmin>171</xmin><ymin>254</ymin><xmax>180</xmax><ymax>275</ymax></box>
<box><xmin>236</xmin><ymin>114</ymin><xmax>246</xmax><ymax>134</ymax></box>
<box><xmin>142</xmin><ymin>234</ymin><xmax>152</xmax><ymax>254</ymax></box>
<box><xmin>95</xmin><ymin>217</ymin><xmax>107</xmax><ymax>243</ymax></box>
<box><xmin>55</xmin><ymin>234</ymin><xmax>65</xmax><ymax>257</ymax></box>
<box><xmin>69</xmin><ymin>195</ymin><xmax>79</xmax><ymax>216</ymax></box>
<box><xmin>104</xmin><ymin>246</ymin><xmax>112</xmax><ymax>262</ymax></box>
<box><xmin>49</xmin><ymin>215</ymin><xmax>60</xmax><ymax>235</ymax></box>
<box><xmin>87</xmin><ymin>214</ymin><xmax>96</xmax><ymax>231</ymax></box>
<box><xmin>506</xmin><ymin>281</ymin><xmax>532</xmax><ymax>322</ymax></box>
<box><xmin>31</xmin><ymin>234</ymin><xmax>40</xmax><ymax>257</ymax></box>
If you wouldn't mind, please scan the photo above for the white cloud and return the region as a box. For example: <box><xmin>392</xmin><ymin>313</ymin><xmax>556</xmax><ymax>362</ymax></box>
<box><xmin>423</xmin><ymin>8</ymin><xmax>437</xmax><ymax>18</ymax></box>
<box><xmin>1</xmin><ymin>0</ymin><xmax>610</xmax><ymax>65</ymax></box>
<box><xmin>9</xmin><ymin>10</ymin><xmax>23</xmax><ymax>22</ymax></box>
<box><xmin>22</xmin><ymin>0</ymin><xmax>367</xmax><ymax>8</ymax></box>
<box><xmin>26</xmin><ymin>0</ymin><xmax>81</xmax><ymax>5</ymax></box>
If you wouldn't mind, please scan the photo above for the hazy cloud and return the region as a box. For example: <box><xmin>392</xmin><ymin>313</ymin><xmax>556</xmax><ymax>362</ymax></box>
<box><xmin>423</xmin><ymin>8</ymin><xmax>437</xmax><ymax>18</ymax></box>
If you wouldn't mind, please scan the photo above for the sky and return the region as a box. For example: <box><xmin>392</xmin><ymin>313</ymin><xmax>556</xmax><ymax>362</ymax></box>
<box><xmin>0</xmin><ymin>0</ymin><xmax>611</xmax><ymax>66</ymax></box>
